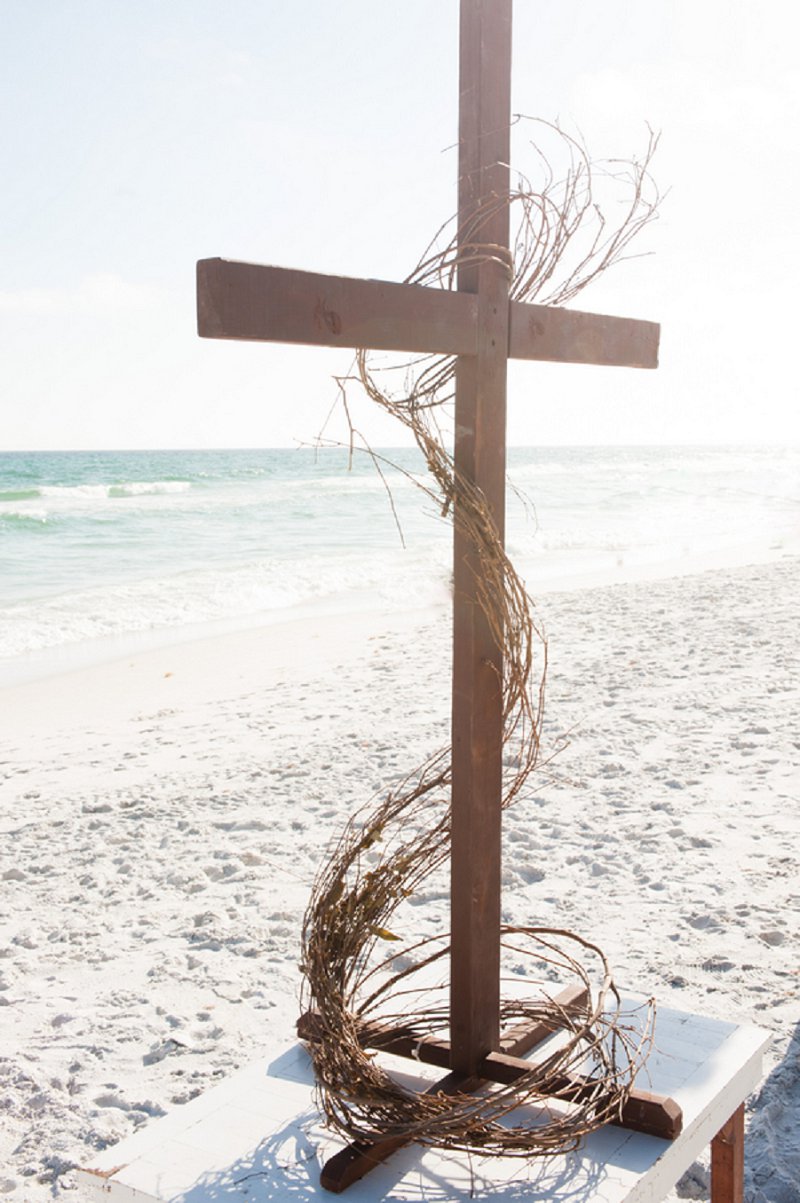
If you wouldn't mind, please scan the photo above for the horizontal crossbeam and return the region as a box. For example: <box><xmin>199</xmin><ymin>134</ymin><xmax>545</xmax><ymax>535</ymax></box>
<box><xmin>197</xmin><ymin>258</ymin><xmax>659</xmax><ymax>369</ymax></box>
<box><xmin>197</xmin><ymin>259</ymin><xmax>477</xmax><ymax>356</ymax></box>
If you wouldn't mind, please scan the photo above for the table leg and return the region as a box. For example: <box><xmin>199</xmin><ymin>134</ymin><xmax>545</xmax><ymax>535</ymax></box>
<box><xmin>711</xmin><ymin>1103</ymin><xmax>744</xmax><ymax>1203</ymax></box>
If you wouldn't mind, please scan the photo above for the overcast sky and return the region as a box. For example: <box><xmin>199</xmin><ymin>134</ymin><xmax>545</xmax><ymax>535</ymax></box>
<box><xmin>2</xmin><ymin>1</ymin><xmax>798</xmax><ymax>450</ymax></box>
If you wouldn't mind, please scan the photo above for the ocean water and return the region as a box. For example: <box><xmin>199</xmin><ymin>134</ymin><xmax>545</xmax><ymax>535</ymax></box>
<box><xmin>1</xmin><ymin>445</ymin><xmax>797</xmax><ymax>685</ymax></box>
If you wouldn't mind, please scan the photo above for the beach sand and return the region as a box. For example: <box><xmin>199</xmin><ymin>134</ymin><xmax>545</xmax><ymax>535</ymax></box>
<box><xmin>2</xmin><ymin>557</ymin><xmax>798</xmax><ymax>1202</ymax></box>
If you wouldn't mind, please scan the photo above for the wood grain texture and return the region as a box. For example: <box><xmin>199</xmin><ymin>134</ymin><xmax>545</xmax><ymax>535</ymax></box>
<box><xmin>196</xmin><ymin>259</ymin><xmax>479</xmax><ymax>356</ymax></box>
<box><xmin>449</xmin><ymin>0</ymin><xmax>513</xmax><ymax>1079</ymax></box>
<box><xmin>509</xmin><ymin>300</ymin><xmax>659</xmax><ymax>368</ymax></box>
<box><xmin>197</xmin><ymin>259</ymin><xmax>659</xmax><ymax>368</ymax></box>
<box><xmin>711</xmin><ymin>1103</ymin><xmax>745</xmax><ymax>1203</ymax></box>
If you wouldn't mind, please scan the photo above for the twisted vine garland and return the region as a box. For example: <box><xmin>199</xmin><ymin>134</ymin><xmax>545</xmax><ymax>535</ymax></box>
<box><xmin>300</xmin><ymin>122</ymin><xmax>661</xmax><ymax>1156</ymax></box>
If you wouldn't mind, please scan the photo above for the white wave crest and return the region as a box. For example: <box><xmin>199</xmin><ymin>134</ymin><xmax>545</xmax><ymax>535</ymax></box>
<box><xmin>38</xmin><ymin>480</ymin><xmax>191</xmax><ymax>500</ymax></box>
<box><xmin>0</xmin><ymin>545</ymin><xmax>451</xmax><ymax>660</ymax></box>
<box><xmin>110</xmin><ymin>481</ymin><xmax>192</xmax><ymax>497</ymax></box>
<box><xmin>40</xmin><ymin>483</ymin><xmax>110</xmax><ymax>499</ymax></box>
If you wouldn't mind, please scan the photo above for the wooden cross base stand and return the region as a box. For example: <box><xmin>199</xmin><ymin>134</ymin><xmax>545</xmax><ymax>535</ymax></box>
<box><xmin>297</xmin><ymin>985</ymin><xmax>682</xmax><ymax>1194</ymax></box>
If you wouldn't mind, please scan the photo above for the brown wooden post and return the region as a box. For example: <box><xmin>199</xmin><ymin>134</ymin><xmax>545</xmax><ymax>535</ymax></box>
<box><xmin>450</xmin><ymin>0</ymin><xmax>512</xmax><ymax>1076</ymax></box>
<box><xmin>711</xmin><ymin>1104</ymin><xmax>745</xmax><ymax>1203</ymax></box>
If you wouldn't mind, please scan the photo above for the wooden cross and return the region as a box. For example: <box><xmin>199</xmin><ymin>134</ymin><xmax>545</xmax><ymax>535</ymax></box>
<box><xmin>197</xmin><ymin>0</ymin><xmax>675</xmax><ymax>1191</ymax></box>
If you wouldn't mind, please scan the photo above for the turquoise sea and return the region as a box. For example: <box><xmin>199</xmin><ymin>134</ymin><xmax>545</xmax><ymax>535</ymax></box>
<box><xmin>1</xmin><ymin>445</ymin><xmax>797</xmax><ymax>685</ymax></box>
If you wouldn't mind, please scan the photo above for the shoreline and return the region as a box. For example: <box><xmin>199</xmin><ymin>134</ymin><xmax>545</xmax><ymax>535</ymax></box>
<box><xmin>3</xmin><ymin>534</ymin><xmax>797</xmax><ymax>694</ymax></box>
<box><xmin>2</xmin><ymin>555</ymin><xmax>799</xmax><ymax>1201</ymax></box>
<box><xmin>1</xmin><ymin>604</ymin><xmax>446</xmax><ymax>746</ymax></box>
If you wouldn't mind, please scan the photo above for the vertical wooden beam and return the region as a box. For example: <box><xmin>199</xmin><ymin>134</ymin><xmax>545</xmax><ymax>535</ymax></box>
<box><xmin>450</xmin><ymin>0</ymin><xmax>512</xmax><ymax>1076</ymax></box>
<box><xmin>711</xmin><ymin>1104</ymin><xmax>745</xmax><ymax>1203</ymax></box>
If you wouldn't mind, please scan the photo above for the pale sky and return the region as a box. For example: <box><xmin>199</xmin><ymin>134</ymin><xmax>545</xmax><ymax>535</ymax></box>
<box><xmin>2</xmin><ymin>1</ymin><xmax>798</xmax><ymax>450</ymax></box>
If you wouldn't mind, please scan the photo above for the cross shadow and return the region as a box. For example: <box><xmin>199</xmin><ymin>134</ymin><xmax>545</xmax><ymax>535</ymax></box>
<box><xmin>163</xmin><ymin>1030</ymin><xmax>682</xmax><ymax>1203</ymax></box>
<box><xmin>153</xmin><ymin>999</ymin><xmax>741</xmax><ymax>1203</ymax></box>
<box><xmin>170</xmin><ymin>1117</ymin><xmax>611</xmax><ymax>1203</ymax></box>
<box><xmin>744</xmin><ymin>1016</ymin><xmax>800</xmax><ymax>1203</ymax></box>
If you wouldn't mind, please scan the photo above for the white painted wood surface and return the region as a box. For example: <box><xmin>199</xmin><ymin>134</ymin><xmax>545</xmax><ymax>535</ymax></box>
<box><xmin>76</xmin><ymin>999</ymin><xmax>768</xmax><ymax>1203</ymax></box>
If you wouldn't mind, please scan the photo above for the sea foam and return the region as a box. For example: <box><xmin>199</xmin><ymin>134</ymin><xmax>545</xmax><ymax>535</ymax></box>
<box><xmin>0</xmin><ymin>445</ymin><xmax>796</xmax><ymax>681</ymax></box>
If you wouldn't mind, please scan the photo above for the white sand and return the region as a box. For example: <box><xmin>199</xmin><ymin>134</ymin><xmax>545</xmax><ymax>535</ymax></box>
<box><xmin>2</xmin><ymin>558</ymin><xmax>798</xmax><ymax>1202</ymax></box>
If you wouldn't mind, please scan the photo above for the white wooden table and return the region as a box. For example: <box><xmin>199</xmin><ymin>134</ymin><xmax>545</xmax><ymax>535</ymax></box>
<box><xmin>77</xmin><ymin>1000</ymin><xmax>768</xmax><ymax>1203</ymax></box>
